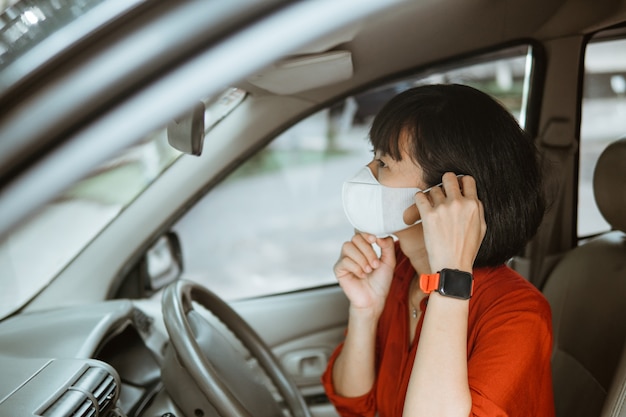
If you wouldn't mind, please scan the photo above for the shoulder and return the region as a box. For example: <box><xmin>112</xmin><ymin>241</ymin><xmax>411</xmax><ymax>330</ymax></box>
<box><xmin>471</xmin><ymin>265</ymin><xmax>552</xmax><ymax>325</ymax></box>
<box><xmin>467</xmin><ymin>266</ymin><xmax>553</xmax><ymax>366</ymax></box>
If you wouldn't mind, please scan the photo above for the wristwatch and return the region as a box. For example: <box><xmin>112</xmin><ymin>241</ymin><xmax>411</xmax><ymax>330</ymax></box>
<box><xmin>419</xmin><ymin>269</ymin><xmax>474</xmax><ymax>300</ymax></box>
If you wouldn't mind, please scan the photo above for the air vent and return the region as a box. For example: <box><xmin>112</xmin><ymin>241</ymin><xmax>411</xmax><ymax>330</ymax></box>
<box><xmin>41</xmin><ymin>365</ymin><xmax>118</xmax><ymax>417</ymax></box>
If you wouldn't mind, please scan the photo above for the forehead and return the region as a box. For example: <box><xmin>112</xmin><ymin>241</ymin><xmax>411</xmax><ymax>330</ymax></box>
<box><xmin>374</xmin><ymin>127</ymin><xmax>417</xmax><ymax>160</ymax></box>
<box><xmin>379</xmin><ymin>135</ymin><xmax>423</xmax><ymax>176</ymax></box>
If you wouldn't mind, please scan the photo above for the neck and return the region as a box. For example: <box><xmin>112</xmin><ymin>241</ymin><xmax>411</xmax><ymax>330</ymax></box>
<box><xmin>398</xmin><ymin>236</ymin><xmax>431</xmax><ymax>275</ymax></box>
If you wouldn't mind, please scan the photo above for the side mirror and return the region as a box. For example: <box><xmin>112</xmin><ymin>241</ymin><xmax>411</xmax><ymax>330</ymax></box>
<box><xmin>144</xmin><ymin>233</ymin><xmax>183</xmax><ymax>292</ymax></box>
<box><xmin>167</xmin><ymin>102</ymin><xmax>205</xmax><ymax>156</ymax></box>
<box><xmin>114</xmin><ymin>232</ymin><xmax>183</xmax><ymax>299</ymax></box>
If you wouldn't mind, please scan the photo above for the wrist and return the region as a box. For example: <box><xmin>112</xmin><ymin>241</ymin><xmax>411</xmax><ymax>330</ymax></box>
<box><xmin>425</xmin><ymin>292</ymin><xmax>471</xmax><ymax>317</ymax></box>
<box><xmin>429</xmin><ymin>261</ymin><xmax>473</xmax><ymax>275</ymax></box>
<box><xmin>420</xmin><ymin>268</ymin><xmax>474</xmax><ymax>300</ymax></box>
<box><xmin>348</xmin><ymin>304</ymin><xmax>383</xmax><ymax>323</ymax></box>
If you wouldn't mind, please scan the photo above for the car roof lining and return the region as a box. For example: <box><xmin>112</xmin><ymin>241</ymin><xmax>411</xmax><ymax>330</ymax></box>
<box><xmin>234</xmin><ymin>0</ymin><xmax>626</xmax><ymax>101</ymax></box>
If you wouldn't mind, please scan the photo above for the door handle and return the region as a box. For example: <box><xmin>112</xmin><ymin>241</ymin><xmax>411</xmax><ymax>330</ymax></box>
<box><xmin>282</xmin><ymin>348</ymin><xmax>330</xmax><ymax>378</ymax></box>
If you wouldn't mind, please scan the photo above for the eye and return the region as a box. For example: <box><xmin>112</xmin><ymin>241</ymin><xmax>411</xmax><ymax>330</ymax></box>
<box><xmin>375</xmin><ymin>158</ymin><xmax>388</xmax><ymax>168</ymax></box>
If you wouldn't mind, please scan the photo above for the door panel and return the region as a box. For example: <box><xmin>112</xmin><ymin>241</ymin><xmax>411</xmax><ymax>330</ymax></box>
<box><xmin>232</xmin><ymin>285</ymin><xmax>347</xmax><ymax>414</ymax></box>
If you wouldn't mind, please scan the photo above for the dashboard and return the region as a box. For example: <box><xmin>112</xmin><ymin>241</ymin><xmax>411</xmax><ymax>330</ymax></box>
<box><xmin>0</xmin><ymin>300</ymin><xmax>176</xmax><ymax>417</ymax></box>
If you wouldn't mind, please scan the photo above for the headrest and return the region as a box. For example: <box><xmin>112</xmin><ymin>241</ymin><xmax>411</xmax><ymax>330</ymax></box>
<box><xmin>593</xmin><ymin>137</ymin><xmax>626</xmax><ymax>233</ymax></box>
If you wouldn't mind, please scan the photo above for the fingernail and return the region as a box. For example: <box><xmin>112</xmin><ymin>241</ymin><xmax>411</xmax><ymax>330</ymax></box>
<box><xmin>372</xmin><ymin>260</ymin><xmax>380</xmax><ymax>269</ymax></box>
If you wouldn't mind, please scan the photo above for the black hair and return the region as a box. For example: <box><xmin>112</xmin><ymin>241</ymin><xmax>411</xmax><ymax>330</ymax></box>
<box><xmin>369</xmin><ymin>83</ymin><xmax>545</xmax><ymax>267</ymax></box>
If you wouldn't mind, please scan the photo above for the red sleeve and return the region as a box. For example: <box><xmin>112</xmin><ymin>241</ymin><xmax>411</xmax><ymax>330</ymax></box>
<box><xmin>467</xmin><ymin>293</ymin><xmax>555</xmax><ymax>417</ymax></box>
<box><xmin>321</xmin><ymin>341</ymin><xmax>378</xmax><ymax>417</ymax></box>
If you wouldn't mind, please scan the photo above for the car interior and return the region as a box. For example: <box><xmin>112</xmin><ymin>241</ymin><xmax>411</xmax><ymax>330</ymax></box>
<box><xmin>543</xmin><ymin>137</ymin><xmax>626</xmax><ymax>417</ymax></box>
<box><xmin>0</xmin><ymin>0</ymin><xmax>625</xmax><ymax>417</ymax></box>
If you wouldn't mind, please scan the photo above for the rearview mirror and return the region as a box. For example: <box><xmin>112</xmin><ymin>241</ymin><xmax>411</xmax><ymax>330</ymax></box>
<box><xmin>167</xmin><ymin>102</ymin><xmax>205</xmax><ymax>156</ymax></box>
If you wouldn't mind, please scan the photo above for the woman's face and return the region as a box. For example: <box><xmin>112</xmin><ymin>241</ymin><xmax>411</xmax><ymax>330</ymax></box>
<box><xmin>367</xmin><ymin>132</ymin><xmax>427</xmax><ymax>232</ymax></box>
<box><xmin>367</xmin><ymin>151</ymin><xmax>425</xmax><ymax>189</ymax></box>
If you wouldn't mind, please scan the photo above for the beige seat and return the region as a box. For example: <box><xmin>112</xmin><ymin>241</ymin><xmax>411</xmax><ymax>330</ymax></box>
<box><xmin>600</xmin><ymin>344</ymin><xmax>626</xmax><ymax>417</ymax></box>
<box><xmin>542</xmin><ymin>137</ymin><xmax>626</xmax><ymax>417</ymax></box>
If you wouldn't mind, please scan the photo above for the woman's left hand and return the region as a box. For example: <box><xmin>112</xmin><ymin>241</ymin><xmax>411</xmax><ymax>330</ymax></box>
<box><xmin>413</xmin><ymin>172</ymin><xmax>486</xmax><ymax>273</ymax></box>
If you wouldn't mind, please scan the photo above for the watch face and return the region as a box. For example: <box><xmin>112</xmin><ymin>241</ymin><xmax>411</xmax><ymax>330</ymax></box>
<box><xmin>439</xmin><ymin>269</ymin><xmax>473</xmax><ymax>299</ymax></box>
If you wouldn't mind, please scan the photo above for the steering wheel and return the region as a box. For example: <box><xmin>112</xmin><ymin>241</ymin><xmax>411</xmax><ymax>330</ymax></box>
<box><xmin>162</xmin><ymin>280</ymin><xmax>312</xmax><ymax>417</ymax></box>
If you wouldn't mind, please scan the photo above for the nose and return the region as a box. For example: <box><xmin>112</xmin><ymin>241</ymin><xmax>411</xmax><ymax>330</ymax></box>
<box><xmin>366</xmin><ymin>160</ymin><xmax>379</xmax><ymax>180</ymax></box>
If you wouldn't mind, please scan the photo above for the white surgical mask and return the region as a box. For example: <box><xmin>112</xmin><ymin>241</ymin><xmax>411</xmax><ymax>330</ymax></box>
<box><xmin>341</xmin><ymin>166</ymin><xmax>423</xmax><ymax>238</ymax></box>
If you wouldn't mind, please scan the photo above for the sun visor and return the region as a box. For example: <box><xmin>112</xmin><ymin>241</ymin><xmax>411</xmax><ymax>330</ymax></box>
<box><xmin>247</xmin><ymin>50</ymin><xmax>353</xmax><ymax>95</ymax></box>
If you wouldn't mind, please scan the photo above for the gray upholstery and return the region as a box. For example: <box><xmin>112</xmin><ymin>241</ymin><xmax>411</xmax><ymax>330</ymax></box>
<box><xmin>543</xmin><ymin>137</ymin><xmax>626</xmax><ymax>417</ymax></box>
<box><xmin>601</xmin><ymin>345</ymin><xmax>626</xmax><ymax>417</ymax></box>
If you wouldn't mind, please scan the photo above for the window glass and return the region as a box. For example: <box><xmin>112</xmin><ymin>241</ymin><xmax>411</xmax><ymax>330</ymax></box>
<box><xmin>0</xmin><ymin>88</ymin><xmax>245</xmax><ymax>319</ymax></box>
<box><xmin>0</xmin><ymin>132</ymin><xmax>180</xmax><ymax>318</ymax></box>
<box><xmin>579</xmin><ymin>37</ymin><xmax>626</xmax><ymax>237</ymax></box>
<box><xmin>174</xmin><ymin>46</ymin><xmax>534</xmax><ymax>301</ymax></box>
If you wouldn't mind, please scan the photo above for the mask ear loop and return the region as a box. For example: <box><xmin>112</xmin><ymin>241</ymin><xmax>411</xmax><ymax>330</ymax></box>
<box><xmin>421</xmin><ymin>174</ymin><xmax>465</xmax><ymax>195</ymax></box>
<box><xmin>408</xmin><ymin>174</ymin><xmax>465</xmax><ymax>225</ymax></box>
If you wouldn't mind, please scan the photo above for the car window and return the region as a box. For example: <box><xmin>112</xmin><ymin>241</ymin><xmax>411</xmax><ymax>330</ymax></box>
<box><xmin>0</xmin><ymin>88</ymin><xmax>244</xmax><ymax>320</ymax></box>
<box><xmin>579</xmin><ymin>36</ymin><xmax>626</xmax><ymax>237</ymax></box>
<box><xmin>0</xmin><ymin>132</ymin><xmax>180</xmax><ymax>319</ymax></box>
<box><xmin>174</xmin><ymin>45</ymin><xmax>535</xmax><ymax>301</ymax></box>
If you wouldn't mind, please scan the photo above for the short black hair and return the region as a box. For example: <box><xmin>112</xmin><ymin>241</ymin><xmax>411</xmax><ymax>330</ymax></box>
<box><xmin>369</xmin><ymin>83</ymin><xmax>545</xmax><ymax>267</ymax></box>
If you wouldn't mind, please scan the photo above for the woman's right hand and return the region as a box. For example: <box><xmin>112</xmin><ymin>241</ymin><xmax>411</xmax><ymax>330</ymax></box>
<box><xmin>333</xmin><ymin>233</ymin><xmax>396</xmax><ymax>317</ymax></box>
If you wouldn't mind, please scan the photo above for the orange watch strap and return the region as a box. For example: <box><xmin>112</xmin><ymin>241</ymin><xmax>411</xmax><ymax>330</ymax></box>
<box><xmin>419</xmin><ymin>272</ymin><xmax>440</xmax><ymax>294</ymax></box>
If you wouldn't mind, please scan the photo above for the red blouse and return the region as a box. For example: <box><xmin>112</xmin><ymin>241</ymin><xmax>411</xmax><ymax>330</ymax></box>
<box><xmin>321</xmin><ymin>248</ymin><xmax>555</xmax><ymax>417</ymax></box>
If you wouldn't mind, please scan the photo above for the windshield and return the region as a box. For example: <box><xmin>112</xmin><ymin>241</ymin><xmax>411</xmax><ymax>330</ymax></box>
<box><xmin>0</xmin><ymin>88</ymin><xmax>246</xmax><ymax>320</ymax></box>
<box><xmin>0</xmin><ymin>131</ymin><xmax>181</xmax><ymax>319</ymax></box>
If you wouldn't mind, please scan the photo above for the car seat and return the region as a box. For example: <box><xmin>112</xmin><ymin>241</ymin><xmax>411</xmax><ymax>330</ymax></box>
<box><xmin>542</xmin><ymin>137</ymin><xmax>626</xmax><ymax>417</ymax></box>
<box><xmin>600</xmin><ymin>343</ymin><xmax>626</xmax><ymax>417</ymax></box>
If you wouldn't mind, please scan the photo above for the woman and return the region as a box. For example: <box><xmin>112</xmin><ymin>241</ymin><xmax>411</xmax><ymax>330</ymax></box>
<box><xmin>321</xmin><ymin>84</ymin><xmax>555</xmax><ymax>416</ymax></box>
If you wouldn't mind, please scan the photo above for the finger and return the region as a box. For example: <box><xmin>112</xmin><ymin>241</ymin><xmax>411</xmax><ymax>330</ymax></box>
<box><xmin>460</xmin><ymin>175</ymin><xmax>478</xmax><ymax>199</ymax></box>
<box><xmin>402</xmin><ymin>200</ymin><xmax>420</xmax><ymax>225</ymax></box>
<box><xmin>357</xmin><ymin>231</ymin><xmax>378</xmax><ymax>245</ymax></box>
<box><xmin>334</xmin><ymin>256</ymin><xmax>368</xmax><ymax>279</ymax></box>
<box><xmin>350</xmin><ymin>234</ymin><xmax>381</xmax><ymax>269</ymax></box>
<box><xmin>441</xmin><ymin>172</ymin><xmax>463</xmax><ymax>198</ymax></box>
<box><xmin>340</xmin><ymin>242</ymin><xmax>374</xmax><ymax>274</ymax></box>
<box><xmin>426</xmin><ymin>183</ymin><xmax>446</xmax><ymax>204</ymax></box>
<box><xmin>413</xmin><ymin>189</ymin><xmax>434</xmax><ymax>217</ymax></box>
<box><xmin>376</xmin><ymin>236</ymin><xmax>397</xmax><ymax>267</ymax></box>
